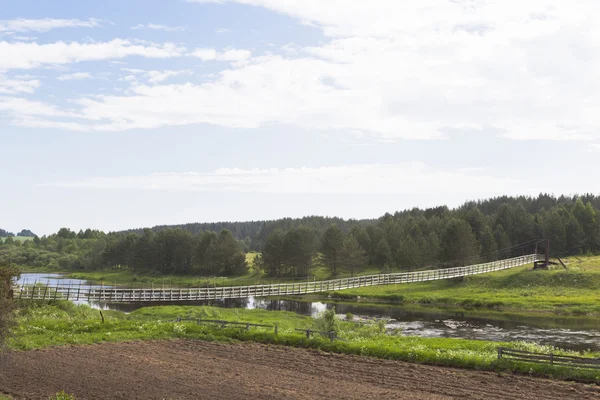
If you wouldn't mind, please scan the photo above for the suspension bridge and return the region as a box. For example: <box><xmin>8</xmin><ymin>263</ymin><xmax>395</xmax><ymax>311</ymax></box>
<box><xmin>13</xmin><ymin>253</ymin><xmax>542</xmax><ymax>303</ymax></box>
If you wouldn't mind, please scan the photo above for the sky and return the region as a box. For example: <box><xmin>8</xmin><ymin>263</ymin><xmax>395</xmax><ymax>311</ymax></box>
<box><xmin>1</xmin><ymin>0</ymin><xmax>600</xmax><ymax>235</ymax></box>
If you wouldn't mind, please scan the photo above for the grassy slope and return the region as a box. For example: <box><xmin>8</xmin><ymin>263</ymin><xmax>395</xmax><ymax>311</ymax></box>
<box><xmin>9</xmin><ymin>302</ymin><xmax>600</xmax><ymax>384</ymax></box>
<box><xmin>329</xmin><ymin>256</ymin><xmax>600</xmax><ymax>315</ymax></box>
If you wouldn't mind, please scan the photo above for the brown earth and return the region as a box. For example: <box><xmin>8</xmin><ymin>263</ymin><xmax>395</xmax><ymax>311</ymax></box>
<box><xmin>1</xmin><ymin>340</ymin><xmax>599</xmax><ymax>400</ymax></box>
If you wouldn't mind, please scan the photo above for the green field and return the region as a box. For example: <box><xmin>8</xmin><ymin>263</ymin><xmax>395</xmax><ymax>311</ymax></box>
<box><xmin>325</xmin><ymin>256</ymin><xmax>600</xmax><ymax>315</ymax></box>
<box><xmin>9</xmin><ymin>301</ymin><xmax>600</xmax><ymax>384</ymax></box>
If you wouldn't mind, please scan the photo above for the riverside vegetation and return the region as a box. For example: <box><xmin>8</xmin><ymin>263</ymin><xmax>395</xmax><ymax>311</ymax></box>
<box><xmin>322</xmin><ymin>256</ymin><xmax>600</xmax><ymax>316</ymax></box>
<box><xmin>8</xmin><ymin>301</ymin><xmax>600</xmax><ymax>384</ymax></box>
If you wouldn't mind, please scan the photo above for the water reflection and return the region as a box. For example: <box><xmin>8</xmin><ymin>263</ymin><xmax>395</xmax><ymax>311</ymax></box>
<box><xmin>16</xmin><ymin>273</ymin><xmax>113</xmax><ymax>290</ymax></box>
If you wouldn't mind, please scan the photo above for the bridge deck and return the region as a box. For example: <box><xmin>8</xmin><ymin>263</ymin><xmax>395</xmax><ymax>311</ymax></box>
<box><xmin>14</xmin><ymin>254</ymin><xmax>540</xmax><ymax>302</ymax></box>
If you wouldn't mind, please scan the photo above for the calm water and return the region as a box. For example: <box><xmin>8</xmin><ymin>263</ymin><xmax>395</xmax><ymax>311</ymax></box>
<box><xmin>16</xmin><ymin>273</ymin><xmax>600</xmax><ymax>352</ymax></box>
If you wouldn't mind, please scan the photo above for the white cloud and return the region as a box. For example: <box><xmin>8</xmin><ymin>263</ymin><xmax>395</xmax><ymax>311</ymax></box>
<box><xmin>131</xmin><ymin>23</ymin><xmax>186</xmax><ymax>32</ymax></box>
<box><xmin>57</xmin><ymin>72</ymin><xmax>93</xmax><ymax>81</ymax></box>
<box><xmin>0</xmin><ymin>18</ymin><xmax>102</xmax><ymax>33</ymax></box>
<box><xmin>0</xmin><ymin>39</ymin><xmax>185</xmax><ymax>70</ymax></box>
<box><xmin>190</xmin><ymin>48</ymin><xmax>251</xmax><ymax>61</ymax></box>
<box><xmin>179</xmin><ymin>0</ymin><xmax>600</xmax><ymax>141</ymax></box>
<box><xmin>216</xmin><ymin>28</ymin><xmax>232</xmax><ymax>33</ymax></box>
<box><xmin>5</xmin><ymin>1</ymin><xmax>600</xmax><ymax>142</ymax></box>
<box><xmin>0</xmin><ymin>74</ymin><xmax>40</xmax><ymax>94</ymax></box>
<box><xmin>190</xmin><ymin>48</ymin><xmax>217</xmax><ymax>61</ymax></box>
<box><xmin>40</xmin><ymin>163</ymin><xmax>523</xmax><ymax>196</ymax></box>
<box><xmin>0</xmin><ymin>96</ymin><xmax>78</xmax><ymax>118</ymax></box>
<box><xmin>120</xmin><ymin>68</ymin><xmax>192</xmax><ymax>83</ymax></box>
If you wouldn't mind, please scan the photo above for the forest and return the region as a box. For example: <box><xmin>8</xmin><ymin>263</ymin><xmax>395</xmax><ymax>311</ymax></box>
<box><xmin>1</xmin><ymin>193</ymin><xmax>599</xmax><ymax>278</ymax></box>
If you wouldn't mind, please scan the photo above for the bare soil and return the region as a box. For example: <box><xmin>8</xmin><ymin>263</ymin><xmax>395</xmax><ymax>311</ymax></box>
<box><xmin>1</xmin><ymin>340</ymin><xmax>599</xmax><ymax>400</ymax></box>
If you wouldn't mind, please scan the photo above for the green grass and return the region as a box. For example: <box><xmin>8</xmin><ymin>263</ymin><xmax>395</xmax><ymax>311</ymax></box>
<box><xmin>326</xmin><ymin>256</ymin><xmax>600</xmax><ymax>315</ymax></box>
<box><xmin>9</xmin><ymin>301</ymin><xmax>600</xmax><ymax>384</ymax></box>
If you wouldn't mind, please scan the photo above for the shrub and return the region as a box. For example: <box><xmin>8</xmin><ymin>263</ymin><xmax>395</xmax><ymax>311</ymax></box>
<box><xmin>0</xmin><ymin>263</ymin><xmax>19</xmax><ymax>349</ymax></box>
<box><xmin>345</xmin><ymin>312</ymin><xmax>354</xmax><ymax>321</ymax></box>
<box><xmin>313</xmin><ymin>307</ymin><xmax>340</xmax><ymax>334</ymax></box>
<box><xmin>49</xmin><ymin>391</ymin><xmax>76</xmax><ymax>400</ymax></box>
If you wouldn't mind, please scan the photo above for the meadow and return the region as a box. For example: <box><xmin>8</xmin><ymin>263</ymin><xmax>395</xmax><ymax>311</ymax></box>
<box><xmin>8</xmin><ymin>301</ymin><xmax>600</xmax><ymax>384</ymax></box>
<box><xmin>325</xmin><ymin>256</ymin><xmax>600</xmax><ymax>315</ymax></box>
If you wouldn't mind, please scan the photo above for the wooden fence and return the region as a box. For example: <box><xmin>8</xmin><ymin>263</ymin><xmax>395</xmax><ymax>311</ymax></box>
<box><xmin>168</xmin><ymin>316</ymin><xmax>341</xmax><ymax>342</ymax></box>
<box><xmin>498</xmin><ymin>347</ymin><xmax>600</xmax><ymax>369</ymax></box>
<box><xmin>171</xmin><ymin>317</ymin><xmax>277</xmax><ymax>333</ymax></box>
<box><xmin>14</xmin><ymin>254</ymin><xmax>540</xmax><ymax>302</ymax></box>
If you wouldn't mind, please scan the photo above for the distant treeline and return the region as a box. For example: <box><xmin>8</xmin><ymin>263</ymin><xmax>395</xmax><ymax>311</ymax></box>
<box><xmin>121</xmin><ymin>216</ymin><xmax>375</xmax><ymax>251</ymax></box>
<box><xmin>0</xmin><ymin>229</ymin><xmax>36</xmax><ymax>238</ymax></box>
<box><xmin>1</xmin><ymin>194</ymin><xmax>599</xmax><ymax>277</ymax></box>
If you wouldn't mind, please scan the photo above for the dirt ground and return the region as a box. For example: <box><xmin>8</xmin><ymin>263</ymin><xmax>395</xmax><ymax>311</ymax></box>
<box><xmin>1</xmin><ymin>341</ymin><xmax>599</xmax><ymax>400</ymax></box>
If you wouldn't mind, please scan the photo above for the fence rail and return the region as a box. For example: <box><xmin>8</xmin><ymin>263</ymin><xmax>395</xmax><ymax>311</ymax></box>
<box><xmin>14</xmin><ymin>254</ymin><xmax>540</xmax><ymax>302</ymax></box>
<box><xmin>498</xmin><ymin>347</ymin><xmax>600</xmax><ymax>369</ymax></box>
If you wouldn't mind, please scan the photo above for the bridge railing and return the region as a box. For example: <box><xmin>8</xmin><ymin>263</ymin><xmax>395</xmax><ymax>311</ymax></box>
<box><xmin>14</xmin><ymin>253</ymin><xmax>541</xmax><ymax>302</ymax></box>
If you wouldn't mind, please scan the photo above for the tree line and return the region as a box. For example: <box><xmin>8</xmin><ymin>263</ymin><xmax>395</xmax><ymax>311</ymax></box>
<box><xmin>1</xmin><ymin>193</ymin><xmax>599</xmax><ymax>277</ymax></box>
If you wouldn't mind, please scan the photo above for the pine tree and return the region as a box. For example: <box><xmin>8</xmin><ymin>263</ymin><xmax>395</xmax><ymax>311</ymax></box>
<box><xmin>440</xmin><ymin>219</ymin><xmax>479</xmax><ymax>266</ymax></box>
<box><xmin>320</xmin><ymin>224</ymin><xmax>344</xmax><ymax>276</ymax></box>
<box><xmin>479</xmin><ymin>225</ymin><xmax>498</xmax><ymax>261</ymax></box>
<box><xmin>339</xmin><ymin>234</ymin><xmax>366</xmax><ymax>277</ymax></box>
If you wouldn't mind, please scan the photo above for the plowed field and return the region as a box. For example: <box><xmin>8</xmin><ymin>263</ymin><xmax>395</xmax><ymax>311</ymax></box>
<box><xmin>1</xmin><ymin>340</ymin><xmax>599</xmax><ymax>399</ymax></box>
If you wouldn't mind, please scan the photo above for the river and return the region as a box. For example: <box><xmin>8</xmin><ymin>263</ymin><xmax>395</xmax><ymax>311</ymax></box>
<box><xmin>16</xmin><ymin>273</ymin><xmax>600</xmax><ymax>352</ymax></box>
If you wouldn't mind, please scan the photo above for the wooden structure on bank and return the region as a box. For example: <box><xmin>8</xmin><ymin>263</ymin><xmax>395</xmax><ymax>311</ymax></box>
<box><xmin>14</xmin><ymin>254</ymin><xmax>541</xmax><ymax>303</ymax></box>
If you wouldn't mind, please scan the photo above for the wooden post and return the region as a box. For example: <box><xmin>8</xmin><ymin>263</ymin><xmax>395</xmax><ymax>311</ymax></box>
<box><xmin>306</xmin><ymin>329</ymin><xmax>311</xmax><ymax>339</ymax></box>
<box><xmin>246</xmin><ymin>323</ymin><xmax>250</xmax><ymax>330</ymax></box>
<box><xmin>497</xmin><ymin>347</ymin><xmax>502</xmax><ymax>359</ymax></box>
<box><xmin>550</xmin><ymin>353</ymin><xmax>554</xmax><ymax>365</ymax></box>
<box><xmin>100</xmin><ymin>311</ymin><xmax>105</xmax><ymax>324</ymax></box>
<box><xmin>329</xmin><ymin>331</ymin><xmax>335</xmax><ymax>343</ymax></box>
<box><xmin>274</xmin><ymin>324</ymin><xmax>278</xmax><ymax>335</ymax></box>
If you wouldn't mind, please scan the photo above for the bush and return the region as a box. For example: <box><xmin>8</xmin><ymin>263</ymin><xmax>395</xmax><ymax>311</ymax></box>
<box><xmin>313</xmin><ymin>307</ymin><xmax>340</xmax><ymax>334</ymax></box>
<box><xmin>0</xmin><ymin>263</ymin><xmax>19</xmax><ymax>349</ymax></box>
<box><xmin>49</xmin><ymin>391</ymin><xmax>76</xmax><ymax>400</ymax></box>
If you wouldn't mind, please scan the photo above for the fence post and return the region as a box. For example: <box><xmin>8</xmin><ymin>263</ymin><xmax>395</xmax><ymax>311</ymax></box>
<box><xmin>246</xmin><ymin>323</ymin><xmax>250</xmax><ymax>330</ymax></box>
<box><xmin>306</xmin><ymin>329</ymin><xmax>311</xmax><ymax>339</ymax></box>
<box><xmin>550</xmin><ymin>353</ymin><xmax>554</xmax><ymax>365</ymax></box>
<box><xmin>498</xmin><ymin>347</ymin><xmax>502</xmax><ymax>359</ymax></box>
<box><xmin>329</xmin><ymin>331</ymin><xmax>335</xmax><ymax>343</ymax></box>
<box><xmin>274</xmin><ymin>324</ymin><xmax>278</xmax><ymax>335</ymax></box>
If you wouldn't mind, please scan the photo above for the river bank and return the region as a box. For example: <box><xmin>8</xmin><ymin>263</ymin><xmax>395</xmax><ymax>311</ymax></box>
<box><xmin>8</xmin><ymin>301</ymin><xmax>600</xmax><ymax>384</ymax></box>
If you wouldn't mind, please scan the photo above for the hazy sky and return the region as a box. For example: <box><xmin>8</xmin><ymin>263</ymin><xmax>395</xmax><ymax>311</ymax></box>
<box><xmin>2</xmin><ymin>0</ymin><xmax>600</xmax><ymax>235</ymax></box>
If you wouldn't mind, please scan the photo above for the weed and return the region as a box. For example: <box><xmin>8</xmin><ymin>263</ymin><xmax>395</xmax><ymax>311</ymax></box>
<box><xmin>49</xmin><ymin>391</ymin><xmax>76</xmax><ymax>400</ymax></box>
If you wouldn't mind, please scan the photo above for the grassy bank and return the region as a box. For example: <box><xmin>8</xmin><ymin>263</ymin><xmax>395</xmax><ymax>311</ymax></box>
<box><xmin>9</xmin><ymin>301</ymin><xmax>600</xmax><ymax>384</ymax></box>
<box><xmin>326</xmin><ymin>257</ymin><xmax>600</xmax><ymax>316</ymax></box>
